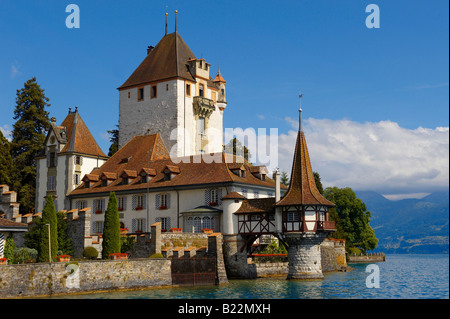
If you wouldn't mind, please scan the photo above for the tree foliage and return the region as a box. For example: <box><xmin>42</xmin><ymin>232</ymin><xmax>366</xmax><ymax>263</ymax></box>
<box><xmin>37</xmin><ymin>195</ymin><xmax>58</xmax><ymax>262</ymax></box>
<box><xmin>324</xmin><ymin>187</ymin><xmax>378</xmax><ymax>252</ymax></box>
<box><xmin>101</xmin><ymin>192</ymin><xmax>121</xmax><ymax>259</ymax></box>
<box><xmin>57</xmin><ymin>211</ymin><xmax>73</xmax><ymax>256</ymax></box>
<box><xmin>0</xmin><ymin>130</ymin><xmax>13</xmax><ymax>186</ymax></box>
<box><xmin>223</xmin><ymin>138</ymin><xmax>251</xmax><ymax>161</ymax></box>
<box><xmin>107</xmin><ymin>125</ymin><xmax>119</xmax><ymax>157</ymax></box>
<box><xmin>10</xmin><ymin>77</ymin><xmax>50</xmax><ymax>213</ymax></box>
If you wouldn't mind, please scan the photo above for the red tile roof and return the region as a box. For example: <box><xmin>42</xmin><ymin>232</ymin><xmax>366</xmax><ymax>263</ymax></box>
<box><xmin>70</xmin><ymin>134</ymin><xmax>285</xmax><ymax>196</ymax></box>
<box><xmin>275</xmin><ymin>131</ymin><xmax>335</xmax><ymax>207</ymax></box>
<box><xmin>59</xmin><ymin>111</ymin><xmax>107</xmax><ymax>158</ymax></box>
<box><xmin>118</xmin><ymin>32</ymin><xmax>197</xmax><ymax>90</ymax></box>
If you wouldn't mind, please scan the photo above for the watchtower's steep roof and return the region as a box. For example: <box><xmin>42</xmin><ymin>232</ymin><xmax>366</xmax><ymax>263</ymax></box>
<box><xmin>118</xmin><ymin>32</ymin><xmax>197</xmax><ymax>90</ymax></box>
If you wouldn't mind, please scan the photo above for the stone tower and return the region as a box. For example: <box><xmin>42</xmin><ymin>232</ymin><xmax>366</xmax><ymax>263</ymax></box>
<box><xmin>274</xmin><ymin>100</ymin><xmax>336</xmax><ymax>280</ymax></box>
<box><xmin>35</xmin><ymin>109</ymin><xmax>108</xmax><ymax>213</ymax></box>
<box><xmin>118</xmin><ymin>31</ymin><xmax>226</xmax><ymax>158</ymax></box>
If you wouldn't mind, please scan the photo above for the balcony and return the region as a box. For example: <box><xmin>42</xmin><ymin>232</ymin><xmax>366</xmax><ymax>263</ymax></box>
<box><xmin>317</xmin><ymin>220</ymin><xmax>336</xmax><ymax>231</ymax></box>
<box><xmin>193</xmin><ymin>96</ymin><xmax>215</xmax><ymax>118</ymax></box>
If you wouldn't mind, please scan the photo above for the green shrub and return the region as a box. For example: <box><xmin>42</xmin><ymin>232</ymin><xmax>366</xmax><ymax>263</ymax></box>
<box><xmin>83</xmin><ymin>246</ymin><xmax>99</xmax><ymax>259</ymax></box>
<box><xmin>102</xmin><ymin>192</ymin><xmax>121</xmax><ymax>259</ymax></box>
<box><xmin>149</xmin><ymin>253</ymin><xmax>164</xmax><ymax>259</ymax></box>
<box><xmin>12</xmin><ymin>247</ymin><xmax>38</xmax><ymax>264</ymax></box>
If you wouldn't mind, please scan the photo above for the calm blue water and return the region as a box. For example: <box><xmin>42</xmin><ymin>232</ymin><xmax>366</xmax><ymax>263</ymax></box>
<box><xmin>52</xmin><ymin>254</ymin><xmax>448</xmax><ymax>299</ymax></box>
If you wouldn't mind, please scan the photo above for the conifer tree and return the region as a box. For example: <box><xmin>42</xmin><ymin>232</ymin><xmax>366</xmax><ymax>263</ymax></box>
<box><xmin>10</xmin><ymin>77</ymin><xmax>51</xmax><ymax>213</ymax></box>
<box><xmin>102</xmin><ymin>192</ymin><xmax>121</xmax><ymax>259</ymax></box>
<box><xmin>57</xmin><ymin>211</ymin><xmax>73</xmax><ymax>256</ymax></box>
<box><xmin>37</xmin><ymin>195</ymin><xmax>58</xmax><ymax>262</ymax></box>
<box><xmin>0</xmin><ymin>130</ymin><xmax>13</xmax><ymax>186</ymax></box>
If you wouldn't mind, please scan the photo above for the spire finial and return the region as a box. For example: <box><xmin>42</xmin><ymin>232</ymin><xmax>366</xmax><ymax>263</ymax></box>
<box><xmin>165</xmin><ymin>12</ymin><xmax>168</xmax><ymax>35</ymax></box>
<box><xmin>299</xmin><ymin>89</ymin><xmax>303</xmax><ymax>132</ymax></box>
<box><xmin>175</xmin><ymin>10</ymin><xmax>178</xmax><ymax>32</ymax></box>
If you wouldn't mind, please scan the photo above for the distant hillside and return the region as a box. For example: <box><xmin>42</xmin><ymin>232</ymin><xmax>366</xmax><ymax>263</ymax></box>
<box><xmin>355</xmin><ymin>191</ymin><xmax>449</xmax><ymax>254</ymax></box>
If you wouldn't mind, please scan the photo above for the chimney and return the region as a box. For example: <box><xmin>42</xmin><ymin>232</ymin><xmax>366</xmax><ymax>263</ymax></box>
<box><xmin>273</xmin><ymin>170</ymin><xmax>281</xmax><ymax>202</ymax></box>
<box><xmin>147</xmin><ymin>45</ymin><xmax>154</xmax><ymax>55</ymax></box>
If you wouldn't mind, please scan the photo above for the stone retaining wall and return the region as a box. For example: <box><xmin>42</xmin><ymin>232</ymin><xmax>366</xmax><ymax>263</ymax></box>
<box><xmin>0</xmin><ymin>258</ymin><xmax>171</xmax><ymax>298</ymax></box>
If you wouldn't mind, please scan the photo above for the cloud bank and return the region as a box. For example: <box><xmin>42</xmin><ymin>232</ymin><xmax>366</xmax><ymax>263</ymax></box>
<box><xmin>278</xmin><ymin>118</ymin><xmax>449</xmax><ymax>195</ymax></box>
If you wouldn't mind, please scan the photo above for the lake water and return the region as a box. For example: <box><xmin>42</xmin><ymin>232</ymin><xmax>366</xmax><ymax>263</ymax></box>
<box><xmin>51</xmin><ymin>254</ymin><xmax>448</xmax><ymax>299</ymax></box>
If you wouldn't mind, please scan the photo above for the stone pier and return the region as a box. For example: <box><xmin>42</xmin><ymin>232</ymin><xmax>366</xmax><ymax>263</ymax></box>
<box><xmin>285</xmin><ymin>232</ymin><xmax>327</xmax><ymax>280</ymax></box>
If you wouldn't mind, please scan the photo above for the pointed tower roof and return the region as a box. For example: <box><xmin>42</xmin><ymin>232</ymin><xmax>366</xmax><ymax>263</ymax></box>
<box><xmin>118</xmin><ymin>32</ymin><xmax>197</xmax><ymax>90</ymax></box>
<box><xmin>213</xmin><ymin>68</ymin><xmax>226</xmax><ymax>83</ymax></box>
<box><xmin>276</xmin><ymin>96</ymin><xmax>334</xmax><ymax>207</ymax></box>
<box><xmin>59</xmin><ymin>109</ymin><xmax>107</xmax><ymax>158</ymax></box>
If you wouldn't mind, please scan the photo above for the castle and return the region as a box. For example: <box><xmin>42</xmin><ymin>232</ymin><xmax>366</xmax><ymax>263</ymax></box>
<box><xmin>25</xmin><ymin>17</ymin><xmax>340</xmax><ymax>280</ymax></box>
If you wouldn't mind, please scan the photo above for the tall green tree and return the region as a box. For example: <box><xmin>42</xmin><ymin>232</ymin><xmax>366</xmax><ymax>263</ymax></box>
<box><xmin>37</xmin><ymin>195</ymin><xmax>58</xmax><ymax>262</ymax></box>
<box><xmin>56</xmin><ymin>211</ymin><xmax>73</xmax><ymax>256</ymax></box>
<box><xmin>0</xmin><ymin>130</ymin><xmax>13</xmax><ymax>186</ymax></box>
<box><xmin>280</xmin><ymin>171</ymin><xmax>289</xmax><ymax>187</ymax></box>
<box><xmin>10</xmin><ymin>77</ymin><xmax>51</xmax><ymax>213</ymax></box>
<box><xmin>324</xmin><ymin>187</ymin><xmax>378</xmax><ymax>253</ymax></box>
<box><xmin>102</xmin><ymin>192</ymin><xmax>121</xmax><ymax>259</ymax></box>
<box><xmin>313</xmin><ymin>172</ymin><xmax>324</xmax><ymax>194</ymax></box>
<box><xmin>107</xmin><ymin>125</ymin><xmax>119</xmax><ymax>156</ymax></box>
<box><xmin>223</xmin><ymin>138</ymin><xmax>251</xmax><ymax>161</ymax></box>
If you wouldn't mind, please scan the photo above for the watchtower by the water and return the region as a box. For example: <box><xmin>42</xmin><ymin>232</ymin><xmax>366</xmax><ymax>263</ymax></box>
<box><xmin>222</xmin><ymin>92</ymin><xmax>336</xmax><ymax>280</ymax></box>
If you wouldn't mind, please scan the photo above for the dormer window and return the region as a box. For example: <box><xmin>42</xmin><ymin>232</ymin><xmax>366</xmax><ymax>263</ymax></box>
<box><xmin>163</xmin><ymin>165</ymin><xmax>180</xmax><ymax>181</ymax></box>
<box><xmin>100</xmin><ymin>172</ymin><xmax>117</xmax><ymax>187</ymax></box>
<box><xmin>82</xmin><ymin>174</ymin><xmax>99</xmax><ymax>189</ymax></box>
<box><xmin>250</xmin><ymin>165</ymin><xmax>269</xmax><ymax>181</ymax></box>
<box><xmin>120</xmin><ymin>170</ymin><xmax>137</xmax><ymax>185</ymax></box>
<box><xmin>139</xmin><ymin>168</ymin><xmax>157</xmax><ymax>183</ymax></box>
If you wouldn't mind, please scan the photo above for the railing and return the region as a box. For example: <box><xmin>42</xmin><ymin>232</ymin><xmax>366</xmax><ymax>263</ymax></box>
<box><xmin>317</xmin><ymin>220</ymin><xmax>335</xmax><ymax>231</ymax></box>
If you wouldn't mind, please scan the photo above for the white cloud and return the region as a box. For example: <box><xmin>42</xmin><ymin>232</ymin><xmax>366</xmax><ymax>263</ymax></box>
<box><xmin>0</xmin><ymin>124</ymin><xmax>12</xmax><ymax>141</ymax></box>
<box><xmin>11</xmin><ymin>64</ymin><xmax>19</xmax><ymax>78</ymax></box>
<box><xmin>277</xmin><ymin>118</ymin><xmax>449</xmax><ymax>194</ymax></box>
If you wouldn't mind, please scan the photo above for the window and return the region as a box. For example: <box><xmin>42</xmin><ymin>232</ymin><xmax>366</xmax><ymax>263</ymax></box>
<box><xmin>159</xmin><ymin>217</ymin><xmax>169</xmax><ymax>231</ymax></box>
<box><xmin>166</xmin><ymin>83</ymin><xmax>169</xmax><ymax>91</ymax></box>
<box><xmin>128</xmin><ymin>92</ymin><xmax>131</xmax><ymax>99</ymax></box>
<box><xmin>254</xmin><ymin>190</ymin><xmax>259</xmax><ymax>199</ymax></box>
<box><xmin>210</xmin><ymin>189</ymin><xmax>219</xmax><ymax>206</ymax></box>
<box><xmin>221</xmin><ymin>89</ymin><xmax>224</xmax><ymax>96</ymax></box>
<box><xmin>287</xmin><ymin>211</ymin><xmax>300</xmax><ymax>221</ymax></box>
<box><xmin>94</xmin><ymin>199</ymin><xmax>105</xmax><ymax>214</ymax></box>
<box><xmin>94</xmin><ymin>221</ymin><xmax>104</xmax><ymax>233</ymax></box>
<box><xmin>203</xmin><ymin>216</ymin><xmax>213</xmax><ymax>230</ymax></box>
<box><xmin>199</xmin><ymin>84</ymin><xmax>204</xmax><ymax>97</ymax></box>
<box><xmin>75</xmin><ymin>156</ymin><xmax>82</xmax><ymax>165</ymax></box>
<box><xmin>136</xmin><ymin>218</ymin><xmax>145</xmax><ymax>232</ymax></box>
<box><xmin>48</xmin><ymin>176</ymin><xmax>56</xmax><ymax>191</ymax></box>
<box><xmin>138</xmin><ymin>87</ymin><xmax>144</xmax><ymax>101</ymax></box>
<box><xmin>118</xmin><ymin>197</ymin><xmax>126</xmax><ymax>211</ymax></box>
<box><xmin>186</xmin><ymin>84</ymin><xmax>191</xmax><ymax>96</ymax></box>
<box><xmin>133</xmin><ymin>195</ymin><xmax>145</xmax><ymax>210</ymax></box>
<box><xmin>74</xmin><ymin>174</ymin><xmax>80</xmax><ymax>185</ymax></box>
<box><xmin>75</xmin><ymin>200</ymin><xmax>87</xmax><ymax>210</ymax></box>
<box><xmin>49</xmin><ymin>152</ymin><xmax>56</xmax><ymax>167</ymax></box>
<box><xmin>319</xmin><ymin>211</ymin><xmax>326</xmax><ymax>222</ymax></box>
<box><xmin>241</xmin><ymin>188</ymin><xmax>248</xmax><ymax>198</ymax></box>
<box><xmin>193</xmin><ymin>217</ymin><xmax>202</xmax><ymax>233</ymax></box>
<box><xmin>160</xmin><ymin>194</ymin><xmax>168</xmax><ymax>209</ymax></box>
<box><xmin>151</xmin><ymin>85</ymin><xmax>157</xmax><ymax>98</ymax></box>
<box><xmin>198</xmin><ymin>116</ymin><xmax>205</xmax><ymax>135</ymax></box>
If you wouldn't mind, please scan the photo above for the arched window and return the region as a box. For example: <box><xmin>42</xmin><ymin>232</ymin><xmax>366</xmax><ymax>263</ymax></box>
<box><xmin>193</xmin><ymin>217</ymin><xmax>202</xmax><ymax>233</ymax></box>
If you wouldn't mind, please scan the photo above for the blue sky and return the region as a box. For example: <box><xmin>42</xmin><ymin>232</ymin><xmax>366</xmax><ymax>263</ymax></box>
<box><xmin>0</xmin><ymin>0</ymin><xmax>448</xmax><ymax>196</ymax></box>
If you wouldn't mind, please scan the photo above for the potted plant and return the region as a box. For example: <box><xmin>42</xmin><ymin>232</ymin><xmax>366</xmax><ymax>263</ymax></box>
<box><xmin>95</xmin><ymin>210</ymin><xmax>103</xmax><ymax>214</ymax></box>
<box><xmin>135</xmin><ymin>206</ymin><xmax>143</xmax><ymax>210</ymax></box>
<box><xmin>201</xmin><ymin>228</ymin><xmax>213</xmax><ymax>234</ymax></box>
<box><xmin>0</xmin><ymin>258</ymin><xmax>8</xmax><ymax>265</ymax></box>
<box><xmin>56</xmin><ymin>255</ymin><xmax>71</xmax><ymax>262</ymax></box>
<box><xmin>209</xmin><ymin>201</ymin><xmax>218</xmax><ymax>206</ymax></box>
<box><xmin>159</xmin><ymin>205</ymin><xmax>167</xmax><ymax>210</ymax></box>
<box><xmin>109</xmin><ymin>253</ymin><xmax>129</xmax><ymax>260</ymax></box>
<box><xmin>120</xmin><ymin>228</ymin><xmax>129</xmax><ymax>235</ymax></box>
